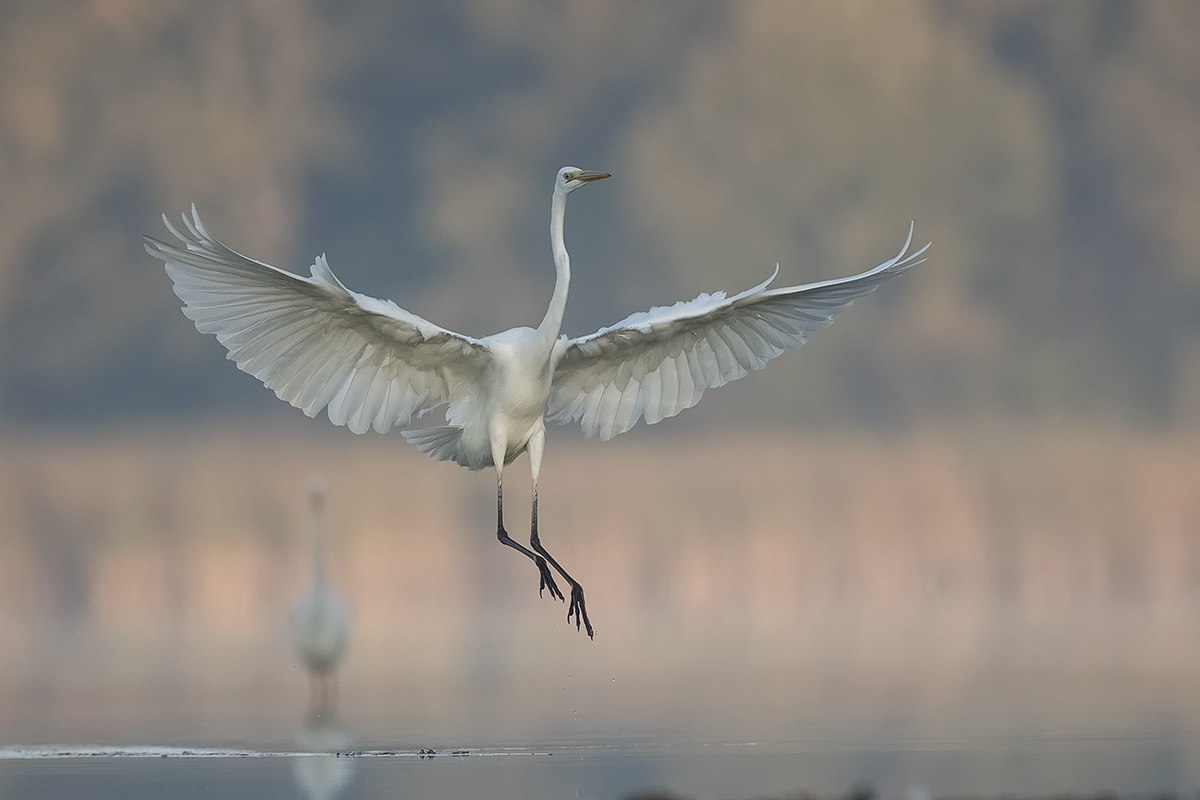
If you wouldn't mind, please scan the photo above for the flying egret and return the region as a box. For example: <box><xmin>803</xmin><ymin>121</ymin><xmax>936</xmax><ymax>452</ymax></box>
<box><xmin>145</xmin><ymin>166</ymin><xmax>929</xmax><ymax>639</ymax></box>
<box><xmin>290</xmin><ymin>477</ymin><xmax>349</xmax><ymax>712</ymax></box>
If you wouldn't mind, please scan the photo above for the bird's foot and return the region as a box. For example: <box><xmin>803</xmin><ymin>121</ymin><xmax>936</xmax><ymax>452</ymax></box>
<box><xmin>567</xmin><ymin>583</ymin><xmax>594</xmax><ymax>639</ymax></box>
<box><xmin>536</xmin><ymin>556</ymin><xmax>565</xmax><ymax>601</ymax></box>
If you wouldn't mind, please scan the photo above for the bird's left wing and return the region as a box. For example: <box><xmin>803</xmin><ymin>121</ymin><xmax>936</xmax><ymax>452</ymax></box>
<box><xmin>548</xmin><ymin>225</ymin><xmax>929</xmax><ymax>440</ymax></box>
<box><xmin>146</xmin><ymin>206</ymin><xmax>490</xmax><ymax>434</ymax></box>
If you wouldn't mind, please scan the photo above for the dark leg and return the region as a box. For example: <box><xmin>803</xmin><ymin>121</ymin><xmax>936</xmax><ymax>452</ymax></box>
<box><xmin>530</xmin><ymin>487</ymin><xmax>593</xmax><ymax>639</ymax></box>
<box><xmin>496</xmin><ymin>480</ymin><xmax>563</xmax><ymax>601</ymax></box>
<box><xmin>322</xmin><ymin>674</ymin><xmax>337</xmax><ymax>717</ymax></box>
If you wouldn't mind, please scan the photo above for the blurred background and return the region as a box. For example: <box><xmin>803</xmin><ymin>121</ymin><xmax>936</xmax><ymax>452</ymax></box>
<box><xmin>2</xmin><ymin>0</ymin><xmax>1200</xmax><ymax>790</ymax></box>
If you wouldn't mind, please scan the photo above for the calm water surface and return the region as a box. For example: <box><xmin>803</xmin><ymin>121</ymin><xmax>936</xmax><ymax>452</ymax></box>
<box><xmin>2</xmin><ymin>733</ymin><xmax>1197</xmax><ymax>799</ymax></box>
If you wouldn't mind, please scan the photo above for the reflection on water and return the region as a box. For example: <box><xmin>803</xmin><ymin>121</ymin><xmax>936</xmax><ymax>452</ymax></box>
<box><xmin>292</xmin><ymin>709</ymin><xmax>353</xmax><ymax>800</ymax></box>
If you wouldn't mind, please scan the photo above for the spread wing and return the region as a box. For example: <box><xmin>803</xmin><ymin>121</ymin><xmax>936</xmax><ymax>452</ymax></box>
<box><xmin>548</xmin><ymin>225</ymin><xmax>929</xmax><ymax>440</ymax></box>
<box><xmin>146</xmin><ymin>205</ymin><xmax>490</xmax><ymax>435</ymax></box>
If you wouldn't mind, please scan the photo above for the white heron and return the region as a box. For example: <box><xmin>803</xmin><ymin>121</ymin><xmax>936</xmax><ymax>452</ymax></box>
<box><xmin>290</xmin><ymin>477</ymin><xmax>349</xmax><ymax>712</ymax></box>
<box><xmin>145</xmin><ymin>166</ymin><xmax>929</xmax><ymax>639</ymax></box>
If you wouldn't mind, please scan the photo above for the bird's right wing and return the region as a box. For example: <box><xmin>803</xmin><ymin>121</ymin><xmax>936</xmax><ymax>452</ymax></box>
<box><xmin>548</xmin><ymin>225</ymin><xmax>928</xmax><ymax>440</ymax></box>
<box><xmin>146</xmin><ymin>206</ymin><xmax>490</xmax><ymax>434</ymax></box>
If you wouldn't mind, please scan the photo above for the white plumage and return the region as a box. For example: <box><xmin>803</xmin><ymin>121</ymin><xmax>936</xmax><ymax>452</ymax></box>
<box><xmin>146</xmin><ymin>166</ymin><xmax>928</xmax><ymax>638</ymax></box>
<box><xmin>290</xmin><ymin>477</ymin><xmax>348</xmax><ymax>711</ymax></box>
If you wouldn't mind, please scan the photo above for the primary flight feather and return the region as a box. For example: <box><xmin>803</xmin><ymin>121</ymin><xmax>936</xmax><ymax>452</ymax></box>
<box><xmin>146</xmin><ymin>166</ymin><xmax>929</xmax><ymax>639</ymax></box>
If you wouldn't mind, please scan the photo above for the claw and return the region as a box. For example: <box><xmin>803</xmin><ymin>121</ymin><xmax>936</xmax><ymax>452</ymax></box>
<box><xmin>567</xmin><ymin>584</ymin><xmax>594</xmax><ymax>639</ymax></box>
<box><xmin>536</xmin><ymin>556</ymin><xmax>565</xmax><ymax>601</ymax></box>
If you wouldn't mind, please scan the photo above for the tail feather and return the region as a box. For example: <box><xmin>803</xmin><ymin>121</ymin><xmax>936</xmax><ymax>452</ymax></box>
<box><xmin>402</xmin><ymin>426</ymin><xmax>472</xmax><ymax>467</ymax></box>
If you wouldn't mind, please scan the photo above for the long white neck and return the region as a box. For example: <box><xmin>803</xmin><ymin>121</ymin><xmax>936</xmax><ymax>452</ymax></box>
<box><xmin>537</xmin><ymin>187</ymin><xmax>570</xmax><ymax>341</ymax></box>
<box><xmin>308</xmin><ymin>490</ymin><xmax>327</xmax><ymax>589</ymax></box>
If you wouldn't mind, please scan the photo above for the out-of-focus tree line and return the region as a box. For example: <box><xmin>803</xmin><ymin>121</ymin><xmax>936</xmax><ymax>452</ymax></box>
<box><xmin>1</xmin><ymin>1</ymin><xmax>1197</xmax><ymax>431</ymax></box>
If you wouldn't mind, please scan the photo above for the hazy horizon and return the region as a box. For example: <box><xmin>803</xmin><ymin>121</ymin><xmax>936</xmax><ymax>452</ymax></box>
<box><xmin>1</xmin><ymin>2</ymin><xmax>1198</xmax><ymax>433</ymax></box>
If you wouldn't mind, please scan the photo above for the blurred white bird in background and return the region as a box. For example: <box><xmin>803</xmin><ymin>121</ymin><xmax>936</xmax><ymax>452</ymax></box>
<box><xmin>290</xmin><ymin>476</ymin><xmax>349</xmax><ymax>714</ymax></box>
<box><xmin>146</xmin><ymin>166</ymin><xmax>929</xmax><ymax>639</ymax></box>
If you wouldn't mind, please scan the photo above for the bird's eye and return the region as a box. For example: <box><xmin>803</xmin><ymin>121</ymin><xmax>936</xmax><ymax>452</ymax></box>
<box><xmin>563</xmin><ymin>172</ymin><xmax>575</xmax><ymax>183</ymax></box>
